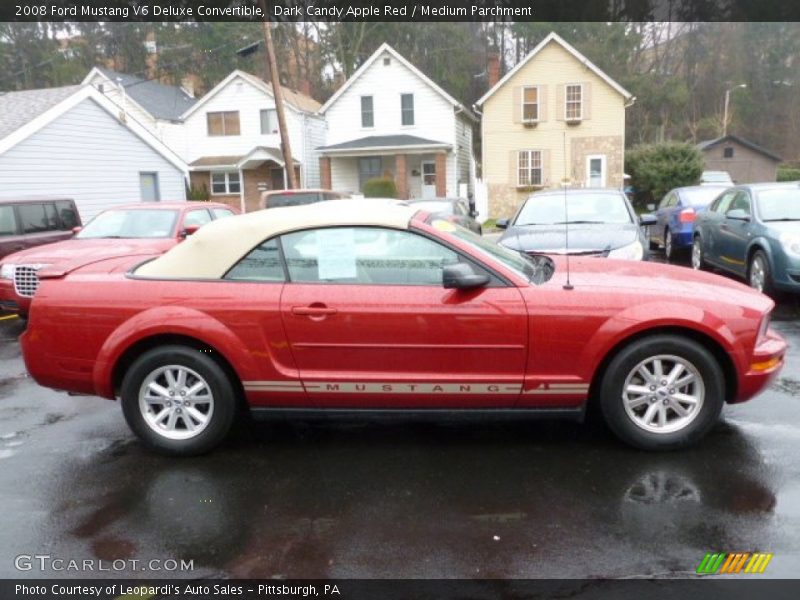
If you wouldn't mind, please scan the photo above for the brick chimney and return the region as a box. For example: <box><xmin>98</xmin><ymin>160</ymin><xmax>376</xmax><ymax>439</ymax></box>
<box><xmin>298</xmin><ymin>78</ymin><xmax>312</xmax><ymax>98</ymax></box>
<box><xmin>487</xmin><ymin>52</ymin><xmax>501</xmax><ymax>88</ymax></box>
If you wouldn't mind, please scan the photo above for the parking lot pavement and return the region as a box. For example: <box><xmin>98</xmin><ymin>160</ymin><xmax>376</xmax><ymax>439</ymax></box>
<box><xmin>0</xmin><ymin>305</ymin><xmax>798</xmax><ymax>580</ymax></box>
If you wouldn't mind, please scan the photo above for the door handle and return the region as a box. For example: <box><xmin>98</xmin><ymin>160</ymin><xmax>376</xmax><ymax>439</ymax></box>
<box><xmin>291</xmin><ymin>305</ymin><xmax>338</xmax><ymax>316</ymax></box>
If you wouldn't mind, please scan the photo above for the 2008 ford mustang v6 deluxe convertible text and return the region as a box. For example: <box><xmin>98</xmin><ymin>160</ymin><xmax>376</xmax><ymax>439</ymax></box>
<box><xmin>21</xmin><ymin>202</ymin><xmax>786</xmax><ymax>455</ymax></box>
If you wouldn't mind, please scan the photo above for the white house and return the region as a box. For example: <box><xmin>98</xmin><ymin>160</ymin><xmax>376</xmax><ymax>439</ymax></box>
<box><xmin>178</xmin><ymin>70</ymin><xmax>326</xmax><ymax>213</ymax></box>
<box><xmin>0</xmin><ymin>85</ymin><xmax>188</xmax><ymax>220</ymax></box>
<box><xmin>318</xmin><ymin>43</ymin><xmax>477</xmax><ymax>199</ymax></box>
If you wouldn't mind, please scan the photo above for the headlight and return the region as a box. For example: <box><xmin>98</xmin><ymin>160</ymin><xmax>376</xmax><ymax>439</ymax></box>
<box><xmin>0</xmin><ymin>264</ymin><xmax>15</xmax><ymax>279</ymax></box>
<box><xmin>779</xmin><ymin>232</ymin><xmax>800</xmax><ymax>257</ymax></box>
<box><xmin>607</xmin><ymin>240</ymin><xmax>644</xmax><ymax>261</ymax></box>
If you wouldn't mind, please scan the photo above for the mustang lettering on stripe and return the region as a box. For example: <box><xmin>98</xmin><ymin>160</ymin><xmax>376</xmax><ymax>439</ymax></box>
<box><xmin>242</xmin><ymin>381</ymin><xmax>589</xmax><ymax>395</ymax></box>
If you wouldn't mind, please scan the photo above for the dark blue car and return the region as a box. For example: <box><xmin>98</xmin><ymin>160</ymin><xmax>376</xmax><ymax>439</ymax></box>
<box><xmin>692</xmin><ymin>182</ymin><xmax>800</xmax><ymax>294</ymax></box>
<box><xmin>648</xmin><ymin>186</ymin><xmax>728</xmax><ymax>261</ymax></box>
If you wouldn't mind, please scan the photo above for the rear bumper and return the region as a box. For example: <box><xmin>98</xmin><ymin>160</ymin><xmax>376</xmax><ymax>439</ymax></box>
<box><xmin>732</xmin><ymin>329</ymin><xmax>787</xmax><ymax>403</ymax></box>
<box><xmin>672</xmin><ymin>228</ymin><xmax>694</xmax><ymax>248</ymax></box>
<box><xmin>0</xmin><ymin>279</ymin><xmax>31</xmax><ymax>314</ymax></box>
<box><xmin>20</xmin><ymin>329</ymin><xmax>98</xmax><ymax>396</ymax></box>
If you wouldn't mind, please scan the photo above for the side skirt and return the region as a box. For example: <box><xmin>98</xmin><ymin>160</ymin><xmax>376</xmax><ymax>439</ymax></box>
<box><xmin>249</xmin><ymin>406</ymin><xmax>586</xmax><ymax>423</ymax></box>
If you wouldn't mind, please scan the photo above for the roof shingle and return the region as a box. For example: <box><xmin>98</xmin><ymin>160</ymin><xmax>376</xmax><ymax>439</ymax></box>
<box><xmin>0</xmin><ymin>85</ymin><xmax>82</xmax><ymax>140</ymax></box>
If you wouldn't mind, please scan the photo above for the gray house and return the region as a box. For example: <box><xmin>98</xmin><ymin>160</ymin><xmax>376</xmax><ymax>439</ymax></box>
<box><xmin>697</xmin><ymin>135</ymin><xmax>782</xmax><ymax>184</ymax></box>
<box><xmin>0</xmin><ymin>84</ymin><xmax>188</xmax><ymax>220</ymax></box>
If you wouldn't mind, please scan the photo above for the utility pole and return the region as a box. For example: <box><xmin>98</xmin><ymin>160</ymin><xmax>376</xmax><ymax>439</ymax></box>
<box><xmin>259</xmin><ymin>4</ymin><xmax>297</xmax><ymax>189</ymax></box>
<box><xmin>723</xmin><ymin>84</ymin><xmax>747</xmax><ymax>137</ymax></box>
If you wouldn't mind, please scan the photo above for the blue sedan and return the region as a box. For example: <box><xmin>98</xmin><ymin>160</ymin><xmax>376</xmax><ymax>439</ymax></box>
<box><xmin>648</xmin><ymin>186</ymin><xmax>728</xmax><ymax>261</ymax></box>
<box><xmin>692</xmin><ymin>182</ymin><xmax>800</xmax><ymax>294</ymax></box>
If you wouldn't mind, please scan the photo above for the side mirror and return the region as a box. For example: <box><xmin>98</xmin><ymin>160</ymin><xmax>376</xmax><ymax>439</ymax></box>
<box><xmin>646</xmin><ymin>203</ymin><xmax>656</xmax><ymax>211</ymax></box>
<box><xmin>496</xmin><ymin>218</ymin><xmax>509</xmax><ymax>230</ymax></box>
<box><xmin>443</xmin><ymin>263</ymin><xmax>490</xmax><ymax>290</ymax></box>
<box><xmin>726</xmin><ymin>209</ymin><xmax>750</xmax><ymax>222</ymax></box>
<box><xmin>71</xmin><ymin>226</ymin><xmax>82</xmax><ymax>235</ymax></box>
<box><xmin>639</xmin><ymin>213</ymin><xmax>657</xmax><ymax>226</ymax></box>
<box><xmin>181</xmin><ymin>224</ymin><xmax>201</xmax><ymax>238</ymax></box>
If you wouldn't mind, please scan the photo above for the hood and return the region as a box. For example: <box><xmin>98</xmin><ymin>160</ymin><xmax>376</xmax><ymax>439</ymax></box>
<box><xmin>545</xmin><ymin>255</ymin><xmax>773</xmax><ymax>311</ymax></box>
<box><xmin>764</xmin><ymin>221</ymin><xmax>800</xmax><ymax>235</ymax></box>
<box><xmin>2</xmin><ymin>238</ymin><xmax>177</xmax><ymax>266</ymax></box>
<box><xmin>499</xmin><ymin>223</ymin><xmax>639</xmax><ymax>254</ymax></box>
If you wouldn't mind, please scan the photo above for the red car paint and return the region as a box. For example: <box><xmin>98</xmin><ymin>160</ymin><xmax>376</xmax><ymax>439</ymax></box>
<box><xmin>20</xmin><ymin>212</ymin><xmax>785</xmax><ymax>416</ymax></box>
<box><xmin>0</xmin><ymin>202</ymin><xmax>235</xmax><ymax>315</ymax></box>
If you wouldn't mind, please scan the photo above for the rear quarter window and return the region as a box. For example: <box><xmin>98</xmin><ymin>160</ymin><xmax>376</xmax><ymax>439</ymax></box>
<box><xmin>55</xmin><ymin>201</ymin><xmax>80</xmax><ymax>229</ymax></box>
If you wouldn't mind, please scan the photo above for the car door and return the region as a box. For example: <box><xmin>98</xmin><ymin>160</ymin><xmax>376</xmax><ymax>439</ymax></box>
<box><xmin>702</xmin><ymin>190</ymin><xmax>737</xmax><ymax>268</ymax></box>
<box><xmin>278</xmin><ymin>226</ymin><xmax>529</xmax><ymax>408</ymax></box>
<box><xmin>654</xmin><ymin>192</ymin><xmax>676</xmax><ymax>245</ymax></box>
<box><xmin>717</xmin><ymin>191</ymin><xmax>752</xmax><ymax>275</ymax></box>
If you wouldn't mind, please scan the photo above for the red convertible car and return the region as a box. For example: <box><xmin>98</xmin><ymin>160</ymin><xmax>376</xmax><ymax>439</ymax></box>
<box><xmin>0</xmin><ymin>202</ymin><xmax>235</xmax><ymax>316</ymax></box>
<box><xmin>21</xmin><ymin>202</ymin><xmax>786</xmax><ymax>455</ymax></box>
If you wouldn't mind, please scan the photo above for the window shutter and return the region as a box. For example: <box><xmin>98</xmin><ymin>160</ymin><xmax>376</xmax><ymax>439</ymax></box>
<box><xmin>582</xmin><ymin>82</ymin><xmax>592</xmax><ymax>120</ymax></box>
<box><xmin>556</xmin><ymin>85</ymin><xmax>565</xmax><ymax>121</ymax></box>
<box><xmin>512</xmin><ymin>87</ymin><xmax>522</xmax><ymax>124</ymax></box>
<box><xmin>510</xmin><ymin>150</ymin><xmax>519</xmax><ymax>186</ymax></box>
<box><xmin>541</xmin><ymin>149</ymin><xmax>551</xmax><ymax>185</ymax></box>
<box><xmin>538</xmin><ymin>85</ymin><xmax>548</xmax><ymax>121</ymax></box>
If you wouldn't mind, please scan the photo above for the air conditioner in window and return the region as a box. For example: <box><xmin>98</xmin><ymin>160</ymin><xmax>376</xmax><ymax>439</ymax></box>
<box><xmin>565</xmin><ymin>117</ymin><xmax>582</xmax><ymax>125</ymax></box>
<box><xmin>522</xmin><ymin>120</ymin><xmax>538</xmax><ymax>128</ymax></box>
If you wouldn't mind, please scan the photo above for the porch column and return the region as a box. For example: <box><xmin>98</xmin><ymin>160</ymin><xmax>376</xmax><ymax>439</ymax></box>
<box><xmin>320</xmin><ymin>156</ymin><xmax>332</xmax><ymax>190</ymax></box>
<box><xmin>435</xmin><ymin>152</ymin><xmax>447</xmax><ymax>197</ymax></box>
<box><xmin>395</xmin><ymin>154</ymin><xmax>409</xmax><ymax>199</ymax></box>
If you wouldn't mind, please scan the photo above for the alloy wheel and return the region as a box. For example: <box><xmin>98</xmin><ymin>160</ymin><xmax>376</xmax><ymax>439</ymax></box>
<box><xmin>138</xmin><ymin>365</ymin><xmax>215</xmax><ymax>440</ymax></box>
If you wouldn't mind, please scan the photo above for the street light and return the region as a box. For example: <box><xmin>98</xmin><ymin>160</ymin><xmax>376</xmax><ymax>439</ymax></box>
<box><xmin>723</xmin><ymin>83</ymin><xmax>747</xmax><ymax>137</ymax></box>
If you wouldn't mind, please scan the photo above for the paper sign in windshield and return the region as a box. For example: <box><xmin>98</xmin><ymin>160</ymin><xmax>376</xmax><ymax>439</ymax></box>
<box><xmin>317</xmin><ymin>228</ymin><xmax>357</xmax><ymax>279</ymax></box>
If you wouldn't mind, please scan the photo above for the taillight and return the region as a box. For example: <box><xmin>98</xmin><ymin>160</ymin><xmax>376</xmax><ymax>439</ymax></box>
<box><xmin>679</xmin><ymin>208</ymin><xmax>696</xmax><ymax>223</ymax></box>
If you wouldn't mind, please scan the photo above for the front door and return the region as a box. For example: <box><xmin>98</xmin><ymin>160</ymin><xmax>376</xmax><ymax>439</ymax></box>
<box><xmin>421</xmin><ymin>161</ymin><xmax>437</xmax><ymax>198</ymax></box>
<box><xmin>717</xmin><ymin>190</ymin><xmax>752</xmax><ymax>275</ymax></box>
<box><xmin>586</xmin><ymin>155</ymin><xmax>606</xmax><ymax>188</ymax></box>
<box><xmin>278</xmin><ymin>226</ymin><xmax>528</xmax><ymax>408</ymax></box>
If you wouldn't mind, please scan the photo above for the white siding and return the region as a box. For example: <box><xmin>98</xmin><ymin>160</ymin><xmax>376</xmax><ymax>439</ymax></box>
<box><xmin>330</xmin><ymin>157</ymin><xmax>359</xmax><ymax>192</ymax></box>
<box><xmin>454</xmin><ymin>114</ymin><xmax>474</xmax><ymax>196</ymax></box>
<box><xmin>181</xmin><ymin>77</ymin><xmax>306</xmax><ymax>164</ymax></box>
<box><xmin>302</xmin><ymin>114</ymin><xmax>327</xmax><ymax>188</ymax></box>
<box><xmin>0</xmin><ymin>98</ymin><xmax>185</xmax><ymax>221</ymax></box>
<box><xmin>324</xmin><ymin>50</ymin><xmax>457</xmax><ymax>147</ymax></box>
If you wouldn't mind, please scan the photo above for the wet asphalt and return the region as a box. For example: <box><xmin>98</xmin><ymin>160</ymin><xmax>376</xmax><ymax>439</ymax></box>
<box><xmin>0</xmin><ymin>259</ymin><xmax>799</xmax><ymax>580</ymax></box>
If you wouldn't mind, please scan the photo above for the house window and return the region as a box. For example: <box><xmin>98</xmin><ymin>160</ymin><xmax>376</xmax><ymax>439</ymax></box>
<box><xmin>361</xmin><ymin>96</ymin><xmax>374</xmax><ymax>128</ymax></box>
<box><xmin>724</xmin><ymin>147</ymin><xmax>735</xmax><ymax>158</ymax></box>
<box><xmin>260</xmin><ymin>109</ymin><xmax>278</xmax><ymax>134</ymax></box>
<box><xmin>565</xmin><ymin>84</ymin><xmax>583</xmax><ymax>120</ymax></box>
<box><xmin>401</xmin><ymin>93</ymin><xmax>415</xmax><ymax>126</ymax></box>
<box><xmin>358</xmin><ymin>157</ymin><xmax>382</xmax><ymax>190</ymax></box>
<box><xmin>522</xmin><ymin>86</ymin><xmax>539</xmax><ymax>122</ymax></box>
<box><xmin>518</xmin><ymin>150</ymin><xmax>542</xmax><ymax>186</ymax></box>
<box><xmin>207</xmin><ymin>111</ymin><xmax>240</xmax><ymax>136</ymax></box>
<box><xmin>211</xmin><ymin>171</ymin><xmax>241</xmax><ymax>195</ymax></box>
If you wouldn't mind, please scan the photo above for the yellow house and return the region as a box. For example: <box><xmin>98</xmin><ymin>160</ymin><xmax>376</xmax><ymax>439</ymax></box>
<box><xmin>476</xmin><ymin>32</ymin><xmax>634</xmax><ymax>218</ymax></box>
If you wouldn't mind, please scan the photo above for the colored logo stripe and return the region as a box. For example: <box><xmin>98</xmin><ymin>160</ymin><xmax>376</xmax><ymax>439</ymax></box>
<box><xmin>697</xmin><ymin>552</ymin><xmax>772</xmax><ymax>574</ymax></box>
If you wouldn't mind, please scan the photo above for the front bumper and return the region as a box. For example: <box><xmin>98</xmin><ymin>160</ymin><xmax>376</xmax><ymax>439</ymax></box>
<box><xmin>0</xmin><ymin>278</ymin><xmax>31</xmax><ymax>314</ymax></box>
<box><xmin>733</xmin><ymin>329</ymin><xmax>787</xmax><ymax>403</ymax></box>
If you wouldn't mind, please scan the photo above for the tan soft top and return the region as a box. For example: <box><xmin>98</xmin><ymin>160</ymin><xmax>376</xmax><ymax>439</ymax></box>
<box><xmin>134</xmin><ymin>200</ymin><xmax>417</xmax><ymax>279</ymax></box>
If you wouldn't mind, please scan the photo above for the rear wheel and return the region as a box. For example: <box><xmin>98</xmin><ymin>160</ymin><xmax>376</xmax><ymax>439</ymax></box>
<box><xmin>748</xmin><ymin>250</ymin><xmax>774</xmax><ymax>295</ymax></box>
<box><xmin>121</xmin><ymin>345</ymin><xmax>238</xmax><ymax>456</ymax></box>
<box><xmin>691</xmin><ymin>237</ymin><xmax>706</xmax><ymax>270</ymax></box>
<box><xmin>664</xmin><ymin>228</ymin><xmax>674</xmax><ymax>261</ymax></box>
<box><xmin>599</xmin><ymin>335</ymin><xmax>724</xmax><ymax>450</ymax></box>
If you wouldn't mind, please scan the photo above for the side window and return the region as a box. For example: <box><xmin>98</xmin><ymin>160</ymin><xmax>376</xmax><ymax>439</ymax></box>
<box><xmin>18</xmin><ymin>203</ymin><xmax>55</xmax><ymax>234</ymax></box>
<box><xmin>224</xmin><ymin>238</ymin><xmax>284</xmax><ymax>282</ymax></box>
<box><xmin>281</xmin><ymin>227</ymin><xmax>461</xmax><ymax>286</ymax></box>
<box><xmin>0</xmin><ymin>206</ymin><xmax>18</xmax><ymax>236</ymax></box>
<box><xmin>56</xmin><ymin>201</ymin><xmax>79</xmax><ymax>229</ymax></box>
<box><xmin>183</xmin><ymin>209</ymin><xmax>212</xmax><ymax>228</ymax></box>
<box><xmin>712</xmin><ymin>192</ymin><xmax>736</xmax><ymax>214</ymax></box>
<box><xmin>728</xmin><ymin>192</ymin><xmax>752</xmax><ymax>215</ymax></box>
<box><xmin>658</xmin><ymin>194</ymin><xmax>674</xmax><ymax>209</ymax></box>
<box><xmin>453</xmin><ymin>202</ymin><xmax>467</xmax><ymax>216</ymax></box>
<box><xmin>212</xmin><ymin>208</ymin><xmax>235</xmax><ymax>219</ymax></box>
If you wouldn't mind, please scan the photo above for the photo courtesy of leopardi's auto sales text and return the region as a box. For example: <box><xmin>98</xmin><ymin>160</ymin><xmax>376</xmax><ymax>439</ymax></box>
<box><xmin>1</xmin><ymin>0</ymin><xmax>800</xmax><ymax>599</ymax></box>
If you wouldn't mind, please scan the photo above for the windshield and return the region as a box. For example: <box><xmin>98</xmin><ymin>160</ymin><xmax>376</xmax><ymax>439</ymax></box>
<box><xmin>77</xmin><ymin>209</ymin><xmax>178</xmax><ymax>239</ymax></box>
<box><xmin>702</xmin><ymin>172</ymin><xmax>732</xmax><ymax>183</ymax></box>
<box><xmin>426</xmin><ymin>217</ymin><xmax>554</xmax><ymax>284</ymax></box>
<box><xmin>409</xmin><ymin>201</ymin><xmax>453</xmax><ymax>215</ymax></box>
<box><xmin>758</xmin><ymin>188</ymin><xmax>800</xmax><ymax>221</ymax></box>
<box><xmin>515</xmin><ymin>192</ymin><xmax>632</xmax><ymax>226</ymax></box>
<box><xmin>682</xmin><ymin>187</ymin><xmax>726</xmax><ymax>207</ymax></box>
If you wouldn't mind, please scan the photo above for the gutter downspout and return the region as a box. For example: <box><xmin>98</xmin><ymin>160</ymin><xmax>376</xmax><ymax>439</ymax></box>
<box><xmin>238</xmin><ymin>167</ymin><xmax>245</xmax><ymax>213</ymax></box>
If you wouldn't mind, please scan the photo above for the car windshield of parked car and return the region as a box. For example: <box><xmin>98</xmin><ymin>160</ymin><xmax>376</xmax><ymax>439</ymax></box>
<box><xmin>266</xmin><ymin>192</ymin><xmax>320</xmax><ymax>208</ymax></box>
<box><xmin>758</xmin><ymin>189</ymin><xmax>800</xmax><ymax>221</ymax></box>
<box><xmin>409</xmin><ymin>201</ymin><xmax>454</xmax><ymax>215</ymax></box>
<box><xmin>515</xmin><ymin>193</ymin><xmax>632</xmax><ymax>226</ymax></box>
<box><xmin>76</xmin><ymin>209</ymin><xmax>179</xmax><ymax>239</ymax></box>
<box><xmin>682</xmin><ymin>187</ymin><xmax>726</xmax><ymax>207</ymax></box>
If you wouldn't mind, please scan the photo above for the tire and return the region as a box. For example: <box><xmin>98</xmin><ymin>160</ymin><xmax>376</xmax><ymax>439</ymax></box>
<box><xmin>748</xmin><ymin>250</ymin><xmax>774</xmax><ymax>296</ymax></box>
<box><xmin>120</xmin><ymin>345</ymin><xmax>238</xmax><ymax>456</ymax></box>
<box><xmin>691</xmin><ymin>236</ymin><xmax>706</xmax><ymax>271</ymax></box>
<box><xmin>664</xmin><ymin>228</ymin><xmax>674</xmax><ymax>261</ymax></box>
<box><xmin>599</xmin><ymin>335</ymin><xmax>725</xmax><ymax>451</ymax></box>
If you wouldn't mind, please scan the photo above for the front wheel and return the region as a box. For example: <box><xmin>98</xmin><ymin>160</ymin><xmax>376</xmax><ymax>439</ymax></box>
<box><xmin>121</xmin><ymin>345</ymin><xmax>238</xmax><ymax>456</ymax></box>
<box><xmin>599</xmin><ymin>335</ymin><xmax>725</xmax><ymax>450</ymax></box>
<box><xmin>748</xmin><ymin>250</ymin><xmax>774</xmax><ymax>295</ymax></box>
<box><xmin>691</xmin><ymin>237</ymin><xmax>706</xmax><ymax>270</ymax></box>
